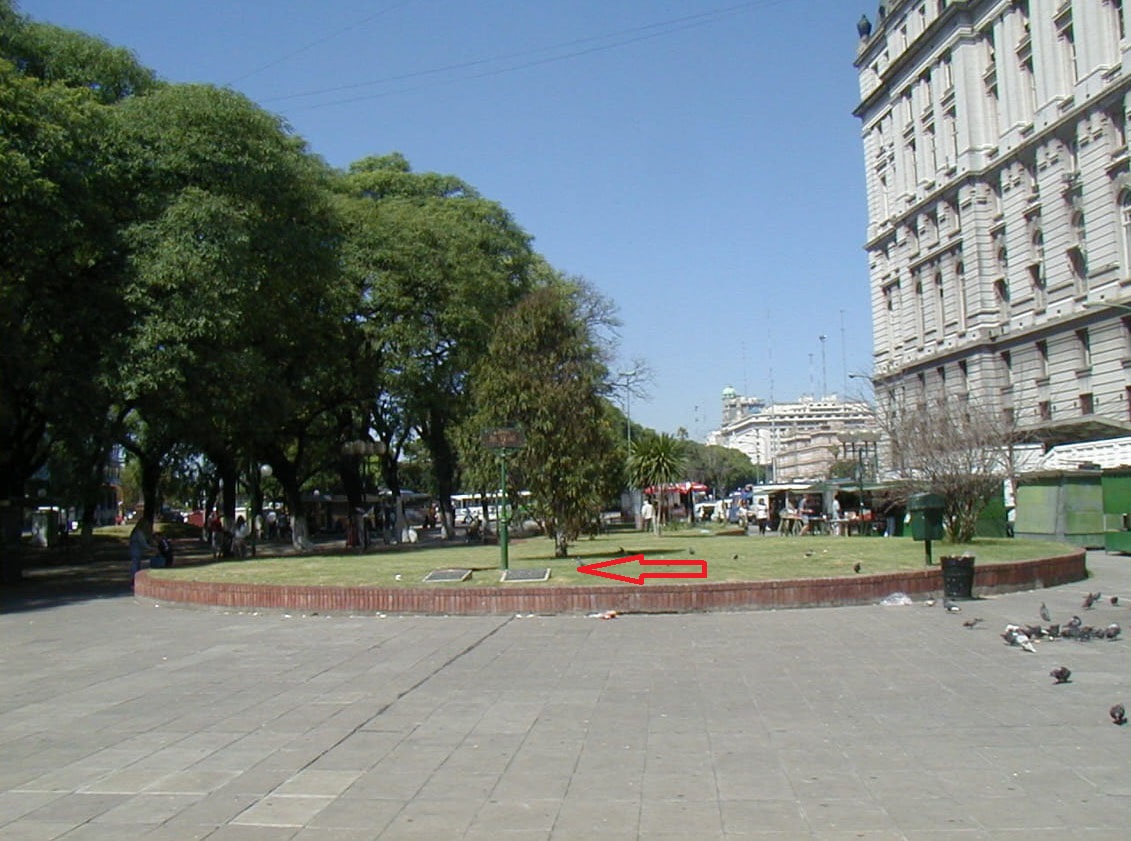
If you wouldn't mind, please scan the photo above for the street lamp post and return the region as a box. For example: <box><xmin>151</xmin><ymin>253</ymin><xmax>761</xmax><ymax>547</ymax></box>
<box><xmin>482</xmin><ymin>427</ymin><xmax>525</xmax><ymax>571</ymax></box>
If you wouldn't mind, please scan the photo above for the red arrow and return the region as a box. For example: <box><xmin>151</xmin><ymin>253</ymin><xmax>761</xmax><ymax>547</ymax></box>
<box><xmin>575</xmin><ymin>554</ymin><xmax>708</xmax><ymax>585</ymax></box>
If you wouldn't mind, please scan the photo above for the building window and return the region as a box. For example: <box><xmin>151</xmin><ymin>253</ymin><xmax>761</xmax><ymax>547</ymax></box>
<box><xmin>1055</xmin><ymin>6</ymin><xmax>1077</xmax><ymax>90</ymax></box>
<box><xmin>1120</xmin><ymin>193</ymin><xmax>1131</xmax><ymax>272</ymax></box>
<box><xmin>1108</xmin><ymin>107</ymin><xmax>1127</xmax><ymax>153</ymax></box>
<box><xmin>1076</xmin><ymin>328</ymin><xmax>1092</xmax><ymax>368</ymax></box>
<box><xmin>924</xmin><ymin>122</ymin><xmax>937</xmax><ymax>177</ymax></box>
<box><xmin>942</xmin><ymin>106</ymin><xmax>958</xmax><ymax>167</ymax></box>
<box><xmin>934</xmin><ymin>271</ymin><xmax>945</xmax><ymax>330</ymax></box>
<box><xmin>1001</xmin><ymin>350</ymin><xmax>1013</xmax><ymax>388</ymax></box>
<box><xmin>914</xmin><ymin>275</ymin><xmax>926</xmax><ymax>340</ymax></box>
<box><xmin>1036</xmin><ymin>339</ymin><xmax>1049</xmax><ymax>378</ymax></box>
<box><xmin>1079</xmin><ymin>392</ymin><xmax>1094</xmax><ymax>415</ymax></box>
<box><xmin>1029</xmin><ymin>228</ymin><xmax>1046</xmax><ymax>309</ymax></box>
<box><xmin>995</xmin><ymin>278</ymin><xmax>1010</xmax><ymax>320</ymax></box>
<box><xmin>993</xmin><ymin>229</ymin><xmax>1008</xmax><ymax>273</ymax></box>
<box><xmin>1068</xmin><ymin>245</ymin><xmax>1088</xmax><ymax>295</ymax></box>
<box><xmin>983</xmin><ymin>42</ymin><xmax>1000</xmax><ymax>140</ymax></box>
<box><xmin>1038</xmin><ymin>400</ymin><xmax>1052</xmax><ymax>421</ymax></box>
<box><xmin>1127</xmin><ymin>385</ymin><xmax>1131</xmax><ymax>421</ymax></box>
<box><xmin>1017</xmin><ymin>25</ymin><xmax>1036</xmax><ymax>120</ymax></box>
<box><xmin>1003</xmin><ymin>406</ymin><xmax>1016</xmax><ymax>426</ymax></box>
<box><xmin>955</xmin><ymin>258</ymin><xmax>968</xmax><ymax>329</ymax></box>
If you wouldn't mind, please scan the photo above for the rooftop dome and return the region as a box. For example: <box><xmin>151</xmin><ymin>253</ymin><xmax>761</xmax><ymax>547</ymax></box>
<box><xmin>722</xmin><ymin>386</ymin><xmax>738</xmax><ymax>398</ymax></box>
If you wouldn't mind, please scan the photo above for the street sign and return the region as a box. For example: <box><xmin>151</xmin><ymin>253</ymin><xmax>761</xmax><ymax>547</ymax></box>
<box><xmin>481</xmin><ymin>427</ymin><xmax>525</xmax><ymax>451</ymax></box>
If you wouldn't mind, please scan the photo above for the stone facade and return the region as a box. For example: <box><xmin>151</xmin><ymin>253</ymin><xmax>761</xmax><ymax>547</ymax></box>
<box><xmin>855</xmin><ymin>0</ymin><xmax>1131</xmax><ymax>456</ymax></box>
<box><xmin>708</xmin><ymin>392</ymin><xmax>877</xmax><ymax>481</ymax></box>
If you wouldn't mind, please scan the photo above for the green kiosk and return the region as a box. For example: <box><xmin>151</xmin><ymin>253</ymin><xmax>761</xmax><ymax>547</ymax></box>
<box><xmin>1101</xmin><ymin>467</ymin><xmax>1131</xmax><ymax>554</ymax></box>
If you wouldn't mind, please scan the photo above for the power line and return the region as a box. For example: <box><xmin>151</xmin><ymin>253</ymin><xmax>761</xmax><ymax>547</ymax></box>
<box><xmin>225</xmin><ymin>0</ymin><xmax>423</xmax><ymax>86</ymax></box>
<box><xmin>257</xmin><ymin>0</ymin><xmax>790</xmax><ymax>112</ymax></box>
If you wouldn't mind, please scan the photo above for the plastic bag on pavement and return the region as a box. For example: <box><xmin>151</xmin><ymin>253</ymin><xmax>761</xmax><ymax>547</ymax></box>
<box><xmin>879</xmin><ymin>592</ymin><xmax>913</xmax><ymax>606</ymax></box>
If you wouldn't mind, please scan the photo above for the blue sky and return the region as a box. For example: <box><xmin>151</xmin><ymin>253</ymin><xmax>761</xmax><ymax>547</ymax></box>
<box><xmin>19</xmin><ymin>0</ymin><xmax>875</xmax><ymax>438</ymax></box>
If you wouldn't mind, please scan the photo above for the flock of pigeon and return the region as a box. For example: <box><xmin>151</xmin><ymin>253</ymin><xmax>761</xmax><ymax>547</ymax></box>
<box><xmin>955</xmin><ymin>590</ymin><xmax>1126</xmax><ymax>726</ymax></box>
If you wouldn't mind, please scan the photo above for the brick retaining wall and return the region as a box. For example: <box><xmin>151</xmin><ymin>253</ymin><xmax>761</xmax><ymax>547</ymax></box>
<box><xmin>134</xmin><ymin>551</ymin><xmax>1087</xmax><ymax>615</ymax></box>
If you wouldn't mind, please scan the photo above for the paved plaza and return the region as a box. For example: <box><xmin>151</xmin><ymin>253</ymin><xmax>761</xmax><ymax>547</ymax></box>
<box><xmin>1</xmin><ymin>552</ymin><xmax>1129</xmax><ymax>840</ymax></box>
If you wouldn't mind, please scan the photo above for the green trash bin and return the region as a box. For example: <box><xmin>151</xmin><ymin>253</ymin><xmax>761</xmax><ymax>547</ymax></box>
<box><xmin>908</xmin><ymin>493</ymin><xmax>945</xmax><ymax>541</ymax></box>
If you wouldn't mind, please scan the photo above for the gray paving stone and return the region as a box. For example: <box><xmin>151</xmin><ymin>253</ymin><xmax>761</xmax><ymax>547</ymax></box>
<box><xmin>1</xmin><ymin>551</ymin><xmax>1129</xmax><ymax>839</ymax></box>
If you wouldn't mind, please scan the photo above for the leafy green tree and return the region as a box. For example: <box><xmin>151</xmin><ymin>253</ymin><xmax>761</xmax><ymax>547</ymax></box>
<box><xmin>335</xmin><ymin>154</ymin><xmax>537</xmax><ymax>537</ymax></box>
<box><xmin>460</xmin><ymin>281</ymin><xmax>623</xmax><ymax>557</ymax></box>
<box><xmin>113</xmin><ymin>83</ymin><xmax>350</xmax><ymax>548</ymax></box>
<box><xmin>683</xmin><ymin>442</ymin><xmax>759</xmax><ymax>496</ymax></box>
<box><xmin>4</xmin><ymin>12</ymin><xmax>156</xmax><ymax>103</ymax></box>
<box><xmin>0</xmin><ymin>10</ymin><xmax>156</xmax><ymax>578</ymax></box>
<box><xmin>629</xmin><ymin>433</ymin><xmax>686</xmax><ymax>534</ymax></box>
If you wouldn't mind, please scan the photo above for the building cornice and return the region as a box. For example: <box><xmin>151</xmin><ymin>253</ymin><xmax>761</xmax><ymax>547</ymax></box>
<box><xmin>854</xmin><ymin>1</ymin><xmax>974</xmax><ymax>116</ymax></box>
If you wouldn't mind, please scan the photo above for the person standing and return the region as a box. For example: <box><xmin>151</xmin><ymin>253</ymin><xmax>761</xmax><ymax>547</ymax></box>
<box><xmin>753</xmin><ymin>498</ymin><xmax>770</xmax><ymax>535</ymax></box>
<box><xmin>640</xmin><ymin>498</ymin><xmax>654</xmax><ymax>531</ymax></box>
<box><xmin>129</xmin><ymin>518</ymin><xmax>153</xmax><ymax>583</ymax></box>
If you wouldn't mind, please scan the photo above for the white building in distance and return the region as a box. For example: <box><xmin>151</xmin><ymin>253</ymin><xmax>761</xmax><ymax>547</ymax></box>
<box><xmin>707</xmin><ymin>387</ymin><xmax>878</xmax><ymax>482</ymax></box>
<box><xmin>854</xmin><ymin>0</ymin><xmax>1131</xmax><ymax>468</ymax></box>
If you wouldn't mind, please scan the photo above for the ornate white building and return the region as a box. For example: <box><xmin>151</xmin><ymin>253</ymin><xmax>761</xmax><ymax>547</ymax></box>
<box><xmin>855</xmin><ymin>0</ymin><xmax>1131</xmax><ymax>465</ymax></box>
<box><xmin>708</xmin><ymin>388</ymin><xmax>877</xmax><ymax>481</ymax></box>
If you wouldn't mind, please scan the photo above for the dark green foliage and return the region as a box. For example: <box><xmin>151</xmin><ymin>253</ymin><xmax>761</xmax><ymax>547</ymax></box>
<box><xmin>460</xmin><ymin>281</ymin><xmax>623</xmax><ymax>557</ymax></box>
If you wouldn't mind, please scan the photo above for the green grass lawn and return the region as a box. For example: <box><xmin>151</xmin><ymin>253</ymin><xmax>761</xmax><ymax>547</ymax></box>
<box><xmin>147</xmin><ymin>525</ymin><xmax>1075</xmax><ymax>588</ymax></box>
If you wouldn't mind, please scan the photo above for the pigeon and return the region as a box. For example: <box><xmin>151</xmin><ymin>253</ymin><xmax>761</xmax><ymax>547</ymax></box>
<box><xmin>1001</xmin><ymin>624</ymin><xmax>1036</xmax><ymax>652</ymax></box>
<box><xmin>853</xmin><ymin>562</ymin><xmax>862</xmax><ymax>574</ymax></box>
<box><xmin>1066</xmin><ymin>615</ymin><xmax>1083</xmax><ymax>630</ymax></box>
<box><xmin>1047</xmin><ymin>623</ymin><xmax>1061</xmax><ymax>638</ymax></box>
<box><xmin>962</xmin><ymin>617</ymin><xmax>983</xmax><ymax>628</ymax></box>
<box><xmin>1083</xmin><ymin>592</ymin><xmax>1101</xmax><ymax>610</ymax></box>
<box><xmin>944</xmin><ymin>599</ymin><xmax>961</xmax><ymax>613</ymax></box>
<box><xmin>804</xmin><ymin>550</ymin><xmax>815</xmax><ymax>558</ymax></box>
<box><xmin>1040</xmin><ymin>602</ymin><xmax>1051</xmax><ymax>623</ymax></box>
<box><xmin>1111</xmin><ymin>595</ymin><xmax>1120</xmax><ymax>606</ymax></box>
<box><xmin>1102</xmin><ymin>623</ymin><xmax>1121</xmax><ymax>640</ymax></box>
<box><xmin>1049</xmin><ymin>666</ymin><xmax>1071</xmax><ymax>684</ymax></box>
<box><xmin>732</xmin><ymin>554</ymin><xmax>739</xmax><ymax>560</ymax></box>
<box><xmin>1111</xmin><ymin>704</ymin><xmax>1127</xmax><ymax>726</ymax></box>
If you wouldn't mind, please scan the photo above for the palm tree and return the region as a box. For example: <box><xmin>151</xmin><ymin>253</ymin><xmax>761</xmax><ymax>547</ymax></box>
<box><xmin>629</xmin><ymin>433</ymin><xmax>685</xmax><ymax>534</ymax></box>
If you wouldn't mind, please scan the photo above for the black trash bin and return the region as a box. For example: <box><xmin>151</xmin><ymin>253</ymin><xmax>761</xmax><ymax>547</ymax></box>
<box><xmin>941</xmin><ymin>555</ymin><xmax>975</xmax><ymax>599</ymax></box>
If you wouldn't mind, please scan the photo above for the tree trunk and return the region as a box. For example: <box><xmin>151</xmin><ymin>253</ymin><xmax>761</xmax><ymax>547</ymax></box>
<box><xmin>263</xmin><ymin>448</ymin><xmax>312</xmax><ymax>551</ymax></box>
<box><xmin>423</xmin><ymin>410</ymin><xmax>458</xmax><ymax>540</ymax></box>
<box><xmin>140</xmin><ymin>453</ymin><xmax>163</xmax><ymax>525</ymax></box>
<box><xmin>0</xmin><ymin>500</ymin><xmax>24</xmax><ymax>584</ymax></box>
